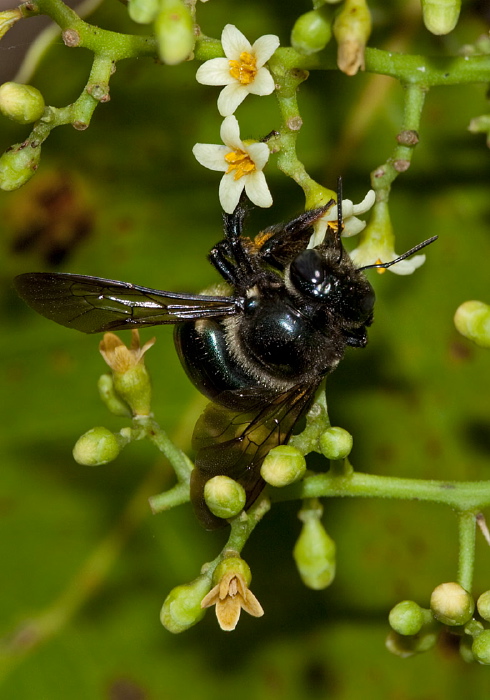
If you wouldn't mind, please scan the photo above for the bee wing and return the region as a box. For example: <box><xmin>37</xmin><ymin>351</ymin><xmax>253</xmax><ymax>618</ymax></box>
<box><xmin>190</xmin><ymin>383</ymin><xmax>318</xmax><ymax>529</ymax></box>
<box><xmin>14</xmin><ymin>272</ymin><xmax>238</xmax><ymax>333</ymax></box>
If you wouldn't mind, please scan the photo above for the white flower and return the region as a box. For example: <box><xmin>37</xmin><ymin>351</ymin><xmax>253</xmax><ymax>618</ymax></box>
<box><xmin>196</xmin><ymin>24</ymin><xmax>280</xmax><ymax>116</ymax></box>
<box><xmin>348</xmin><ymin>200</ymin><xmax>427</xmax><ymax>275</ymax></box>
<box><xmin>308</xmin><ymin>189</ymin><xmax>376</xmax><ymax>248</ymax></box>
<box><xmin>349</xmin><ymin>239</ymin><xmax>426</xmax><ymax>275</ymax></box>
<box><xmin>192</xmin><ymin>115</ymin><xmax>273</xmax><ymax>214</ymax></box>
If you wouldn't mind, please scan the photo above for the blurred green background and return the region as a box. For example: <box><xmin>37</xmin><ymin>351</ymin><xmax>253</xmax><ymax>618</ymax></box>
<box><xmin>1</xmin><ymin>0</ymin><xmax>490</xmax><ymax>697</ymax></box>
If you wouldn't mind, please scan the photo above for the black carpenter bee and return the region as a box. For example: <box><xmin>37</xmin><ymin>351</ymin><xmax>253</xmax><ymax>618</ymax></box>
<box><xmin>14</xmin><ymin>191</ymin><xmax>437</xmax><ymax>529</ymax></box>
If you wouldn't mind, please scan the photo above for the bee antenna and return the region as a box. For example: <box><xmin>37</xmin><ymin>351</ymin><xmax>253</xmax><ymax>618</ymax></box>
<box><xmin>336</xmin><ymin>176</ymin><xmax>344</xmax><ymax>263</ymax></box>
<box><xmin>357</xmin><ymin>235</ymin><xmax>438</xmax><ymax>271</ymax></box>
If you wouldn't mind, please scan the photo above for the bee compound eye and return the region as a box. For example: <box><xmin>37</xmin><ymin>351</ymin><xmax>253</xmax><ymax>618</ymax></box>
<box><xmin>289</xmin><ymin>249</ymin><xmax>335</xmax><ymax>300</ymax></box>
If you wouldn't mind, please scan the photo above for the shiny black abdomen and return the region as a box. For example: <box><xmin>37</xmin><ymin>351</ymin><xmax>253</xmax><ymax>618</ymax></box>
<box><xmin>174</xmin><ymin>319</ymin><xmax>257</xmax><ymax>405</ymax></box>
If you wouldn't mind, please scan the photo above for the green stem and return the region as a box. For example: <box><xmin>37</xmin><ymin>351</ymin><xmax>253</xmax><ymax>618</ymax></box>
<box><xmin>458</xmin><ymin>510</ymin><xmax>477</xmax><ymax>592</ymax></box>
<box><xmin>370</xmin><ymin>83</ymin><xmax>427</xmax><ymax>198</ymax></box>
<box><xmin>274</xmin><ymin>471</ymin><xmax>490</xmax><ymax>512</ymax></box>
<box><xmin>268</xmin><ymin>56</ymin><xmax>320</xmax><ymax>200</ymax></box>
<box><xmin>271</xmin><ymin>45</ymin><xmax>490</xmax><ymax>86</ymax></box>
<box><xmin>139</xmin><ymin>417</ymin><xmax>193</xmax><ymax>484</ymax></box>
<box><xmin>23</xmin><ymin>0</ymin><xmax>157</xmax><ymax>59</ymax></box>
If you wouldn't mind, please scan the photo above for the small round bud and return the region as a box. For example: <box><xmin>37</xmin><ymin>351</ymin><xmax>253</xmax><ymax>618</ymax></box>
<box><xmin>430</xmin><ymin>582</ymin><xmax>475</xmax><ymax>626</ymax></box>
<box><xmin>291</xmin><ymin>10</ymin><xmax>332</xmax><ymax>55</ymax></box>
<box><xmin>213</xmin><ymin>556</ymin><xmax>252</xmax><ymax>587</ymax></box>
<box><xmin>260</xmin><ymin>445</ymin><xmax>306</xmax><ymax>487</ymax></box>
<box><xmin>204</xmin><ymin>476</ymin><xmax>246</xmax><ymax>520</ymax></box>
<box><xmin>73</xmin><ymin>426</ymin><xmax>120</xmax><ymax>466</ymax></box>
<box><xmin>472</xmin><ymin>629</ymin><xmax>490</xmax><ymax>665</ymax></box>
<box><xmin>421</xmin><ymin>0</ymin><xmax>461</xmax><ymax>35</ymax></box>
<box><xmin>154</xmin><ymin>0</ymin><xmax>194</xmax><ymax>65</ymax></box>
<box><xmin>129</xmin><ymin>0</ymin><xmax>160</xmax><ymax>23</ymax></box>
<box><xmin>293</xmin><ymin>515</ymin><xmax>336</xmax><ymax>590</ymax></box>
<box><xmin>389</xmin><ymin>601</ymin><xmax>427</xmax><ymax>636</ymax></box>
<box><xmin>454</xmin><ymin>301</ymin><xmax>490</xmax><ymax>349</ymax></box>
<box><xmin>319</xmin><ymin>426</ymin><xmax>353</xmax><ymax>460</ymax></box>
<box><xmin>468</xmin><ymin>115</ymin><xmax>490</xmax><ymax>148</ymax></box>
<box><xmin>0</xmin><ymin>141</ymin><xmax>41</xmax><ymax>191</ymax></box>
<box><xmin>98</xmin><ymin>374</ymin><xmax>131</xmax><ymax>417</ymax></box>
<box><xmin>459</xmin><ymin>636</ymin><xmax>476</xmax><ymax>663</ymax></box>
<box><xmin>0</xmin><ymin>82</ymin><xmax>45</xmax><ymax>124</ymax></box>
<box><xmin>386</xmin><ymin>628</ymin><xmax>438</xmax><ymax>657</ymax></box>
<box><xmin>477</xmin><ymin>591</ymin><xmax>490</xmax><ymax>621</ymax></box>
<box><xmin>160</xmin><ymin>574</ymin><xmax>211</xmax><ymax>633</ymax></box>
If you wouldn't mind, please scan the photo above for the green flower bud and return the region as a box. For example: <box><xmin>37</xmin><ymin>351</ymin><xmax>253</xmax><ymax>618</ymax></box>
<box><xmin>468</xmin><ymin>115</ymin><xmax>490</xmax><ymax>148</ymax></box>
<box><xmin>204</xmin><ymin>476</ymin><xmax>246</xmax><ymax>520</ymax></box>
<box><xmin>454</xmin><ymin>301</ymin><xmax>490</xmax><ymax>349</ymax></box>
<box><xmin>73</xmin><ymin>426</ymin><xmax>121</xmax><ymax>466</ymax></box>
<box><xmin>154</xmin><ymin>0</ymin><xmax>194</xmax><ymax>65</ymax></box>
<box><xmin>128</xmin><ymin>0</ymin><xmax>160</xmax><ymax>24</ymax></box>
<box><xmin>0</xmin><ymin>82</ymin><xmax>45</xmax><ymax>124</ymax></box>
<box><xmin>291</xmin><ymin>9</ymin><xmax>332</xmax><ymax>55</ymax></box>
<box><xmin>98</xmin><ymin>374</ymin><xmax>132</xmax><ymax>417</ymax></box>
<box><xmin>319</xmin><ymin>426</ymin><xmax>353</xmax><ymax>460</ymax></box>
<box><xmin>477</xmin><ymin>590</ymin><xmax>490</xmax><ymax>621</ymax></box>
<box><xmin>260</xmin><ymin>445</ymin><xmax>306</xmax><ymax>487</ymax></box>
<box><xmin>389</xmin><ymin>601</ymin><xmax>430</xmax><ymax>636</ymax></box>
<box><xmin>99</xmin><ymin>331</ymin><xmax>155</xmax><ymax>416</ymax></box>
<box><xmin>430</xmin><ymin>582</ymin><xmax>475</xmax><ymax>626</ymax></box>
<box><xmin>472</xmin><ymin>629</ymin><xmax>490</xmax><ymax>665</ymax></box>
<box><xmin>386</xmin><ymin>628</ymin><xmax>438</xmax><ymax>657</ymax></box>
<box><xmin>112</xmin><ymin>365</ymin><xmax>152</xmax><ymax>416</ymax></box>
<box><xmin>465</xmin><ymin>618</ymin><xmax>485</xmax><ymax>636</ymax></box>
<box><xmin>459</xmin><ymin>636</ymin><xmax>475</xmax><ymax>663</ymax></box>
<box><xmin>421</xmin><ymin>0</ymin><xmax>461</xmax><ymax>35</ymax></box>
<box><xmin>293</xmin><ymin>511</ymin><xmax>336</xmax><ymax>590</ymax></box>
<box><xmin>333</xmin><ymin>0</ymin><xmax>371</xmax><ymax>75</ymax></box>
<box><xmin>213</xmin><ymin>556</ymin><xmax>252</xmax><ymax>587</ymax></box>
<box><xmin>0</xmin><ymin>8</ymin><xmax>22</xmax><ymax>40</ymax></box>
<box><xmin>160</xmin><ymin>574</ymin><xmax>211</xmax><ymax>633</ymax></box>
<box><xmin>0</xmin><ymin>141</ymin><xmax>41</xmax><ymax>191</ymax></box>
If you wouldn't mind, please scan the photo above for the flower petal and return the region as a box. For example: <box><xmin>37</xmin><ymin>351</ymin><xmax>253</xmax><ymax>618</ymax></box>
<box><xmin>241</xmin><ymin>589</ymin><xmax>265</xmax><ymax>617</ymax></box>
<box><xmin>219</xmin><ymin>172</ymin><xmax>245</xmax><ymax>213</ymax></box>
<box><xmin>196</xmin><ymin>58</ymin><xmax>235</xmax><ymax>86</ymax></box>
<box><xmin>246</xmin><ymin>67</ymin><xmax>275</xmax><ymax>96</ymax></box>
<box><xmin>251</xmin><ymin>34</ymin><xmax>280</xmax><ymax>67</ymax></box>
<box><xmin>387</xmin><ymin>254</ymin><xmax>426</xmax><ymax>275</ymax></box>
<box><xmin>192</xmin><ymin>143</ymin><xmax>229</xmax><ymax>172</ymax></box>
<box><xmin>342</xmin><ymin>216</ymin><xmax>367</xmax><ymax>237</ymax></box>
<box><xmin>216</xmin><ymin>596</ymin><xmax>241</xmax><ymax>631</ymax></box>
<box><xmin>200</xmin><ymin>584</ymin><xmax>220</xmax><ymax>608</ymax></box>
<box><xmin>245</xmin><ymin>141</ymin><xmax>270</xmax><ymax>170</ymax></box>
<box><xmin>219</xmin><ymin>114</ymin><xmax>243</xmax><ymax>150</ymax></box>
<box><xmin>244</xmin><ymin>170</ymin><xmax>273</xmax><ymax>209</ymax></box>
<box><xmin>217</xmin><ymin>82</ymin><xmax>249</xmax><ymax>117</ymax></box>
<box><xmin>221</xmin><ymin>24</ymin><xmax>251</xmax><ymax>60</ymax></box>
<box><xmin>352</xmin><ymin>189</ymin><xmax>375</xmax><ymax>214</ymax></box>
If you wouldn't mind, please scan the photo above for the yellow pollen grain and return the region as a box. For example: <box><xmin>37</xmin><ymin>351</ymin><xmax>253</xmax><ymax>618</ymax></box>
<box><xmin>225</xmin><ymin>149</ymin><xmax>256</xmax><ymax>180</ymax></box>
<box><xmin>229</xmin><ymin>51</ymin><xmax>258</xmax><ymax>85</ymax></box>
<box><xmin>375</xmin><ymin>258</ymin><xmax>387</xmax><ymax>274</ymax></box>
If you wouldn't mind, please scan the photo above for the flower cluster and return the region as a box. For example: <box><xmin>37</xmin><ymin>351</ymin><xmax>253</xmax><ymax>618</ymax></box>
<box><xmin>193</xmin><ymin>24</ymin><xmax>279</xmax><ymax>213</ymax></box>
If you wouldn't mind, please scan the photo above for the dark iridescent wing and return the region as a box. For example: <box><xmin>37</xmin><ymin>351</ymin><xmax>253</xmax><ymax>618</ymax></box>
<box><xmin>190</xmin><ymin>382</ymin><xmax>318</xmax><ymax>529</ymax></box>
<box><xmin>14</xmin><ymin>272</ymin><xmax>238</xmax><ymax>333</ymax></box>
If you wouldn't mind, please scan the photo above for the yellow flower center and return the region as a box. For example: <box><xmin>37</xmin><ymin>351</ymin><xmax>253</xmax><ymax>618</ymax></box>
<box><xmin>229</xmin><ymin>52</ymin><xmax>258</xmax><ymax>85</ymax></box>
<box><xmin>225</xmin><ymin>149</ymin><xmax>256</xmax><ymax>180</ymax></box>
